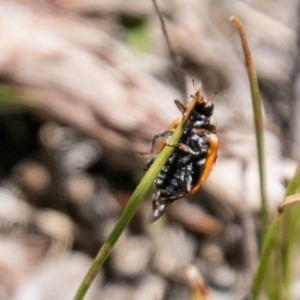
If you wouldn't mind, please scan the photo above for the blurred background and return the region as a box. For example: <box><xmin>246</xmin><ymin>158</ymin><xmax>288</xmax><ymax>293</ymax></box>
<box><xmin>0</xmin><ymin>0</ymin><xmax>299</xmax><ymax>299</ymax></box>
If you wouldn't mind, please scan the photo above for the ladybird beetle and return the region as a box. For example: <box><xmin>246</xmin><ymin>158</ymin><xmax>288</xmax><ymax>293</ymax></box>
<box><xmin>145</xmin><ymin>87</ymin><xmax>218</xmax><ymax>221</ymax></box>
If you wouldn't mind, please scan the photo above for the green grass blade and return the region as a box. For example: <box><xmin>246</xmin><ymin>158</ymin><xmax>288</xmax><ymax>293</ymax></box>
<box><xmin>251</xmin><ymin>161</ymin><xmax>300</xmax><ymax>299</ymax></box>
<box><xmin>281</xmin><ymin>163</ymin><xmax>300</xmax><ymax>291</ymax></box>
<box><xmin>230</xmin><ymin>16</ymin><xmax>268</xmax><ymax>239</ymax></box>
<box><xmin>230</xmin><ymin>16</ymin><xmax>300</xmax><ymax>300</ymax></box>
<box><xmin>251</xmin><ymin>213</ymin><xmax>282</xmax><ymax>299</ymax></box>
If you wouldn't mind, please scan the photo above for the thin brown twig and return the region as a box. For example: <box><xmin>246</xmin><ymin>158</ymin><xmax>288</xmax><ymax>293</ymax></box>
<box><xmin>151</xmin><ymin>0</ymin><xmax>187</xmax><ymax>103</ymax></box>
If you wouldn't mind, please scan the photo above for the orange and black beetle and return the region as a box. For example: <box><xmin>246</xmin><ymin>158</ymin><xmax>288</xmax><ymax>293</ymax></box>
<box><xmin>145</xmin><ymin>87</ymin><xmax>218</xmax><ymax>221</ymax></box>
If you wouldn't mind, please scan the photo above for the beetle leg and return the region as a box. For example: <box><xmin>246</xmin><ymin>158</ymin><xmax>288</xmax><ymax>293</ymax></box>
<box><xmin>149</xmin><ymin>131</ymin><xmax>173</xmax><ymax>153</ymax></box>
<box><xmin>166</xmin><ymin>142</ymin><xmax>200</xmax><ymax>156</ymax></box>
<box><xmin>144</xmin><ymin>155</ymin><xmax>157</xmax><ymax>171</ymax></box>
<box><xmin>174</xmin><ymin>99</ymin><xmax>186</xmax><ymax>115</ymax></box>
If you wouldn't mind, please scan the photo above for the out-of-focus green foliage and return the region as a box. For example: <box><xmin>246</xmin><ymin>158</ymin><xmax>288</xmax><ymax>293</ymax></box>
<box><xmin>121</xmin><ymin>16</ymin><xmax>150</xmax><ymax>53</ymax></box>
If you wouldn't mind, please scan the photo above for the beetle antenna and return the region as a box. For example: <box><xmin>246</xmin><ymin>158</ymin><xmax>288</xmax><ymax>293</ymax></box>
<box><xmin>208</xmin><ymin>91</ymin><xmax>218</xmax><ymax>102</ymax></box>
<box><xmin>191</xmin><ymin>80</ymin><xmax>202</xmax><ymax>96</ymax></box>
<box><xmin>151</xmin><ymin>0</ymin><xmax>187</xmax><ymax>103</ymax></box>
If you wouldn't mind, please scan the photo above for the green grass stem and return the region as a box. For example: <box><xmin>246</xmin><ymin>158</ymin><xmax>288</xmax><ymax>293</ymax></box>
<box><xmin>250</xmin><ymin>161</ymin><xmax>300</xmax><ymax>299</ymax></box>
<box><xmin>230</xmin><ymin>16</ymin><xmax>300</xmax><ymax>300</ymax></box>
<box><xmin>230</xmin><ymin>16</ymin><xmax>268</xmax><ymax>240</ymax></box>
